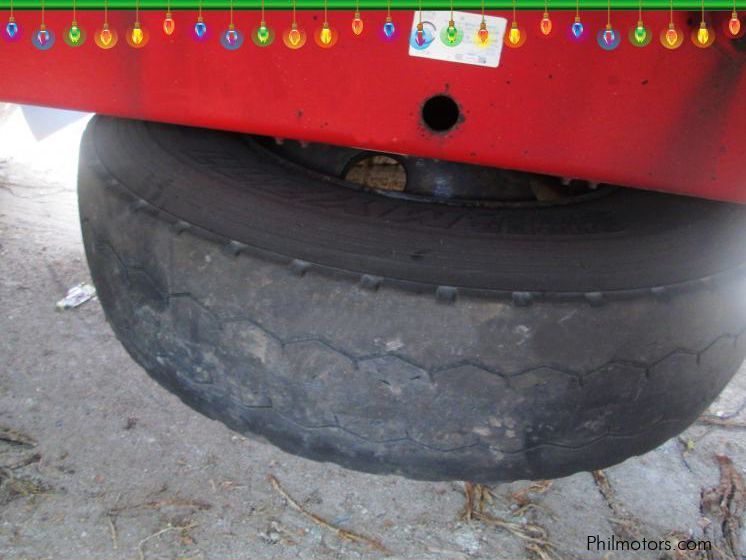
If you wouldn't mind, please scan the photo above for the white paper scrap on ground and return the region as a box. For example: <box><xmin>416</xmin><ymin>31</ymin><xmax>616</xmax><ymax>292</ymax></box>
<box><xmin>56</xmin><ymin>283</ymin><xmax>96</xmax><ymax>310</ymax></box>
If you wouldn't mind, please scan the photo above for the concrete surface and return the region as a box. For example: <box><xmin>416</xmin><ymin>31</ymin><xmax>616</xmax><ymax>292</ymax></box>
<box><xmin>0</xmin><ymin>104</ymin><xmax>745</xmax><ymax>560</ymax></box>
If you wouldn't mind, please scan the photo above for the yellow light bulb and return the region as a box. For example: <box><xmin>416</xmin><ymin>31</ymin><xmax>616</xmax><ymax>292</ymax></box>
<box><xmin>320</xmin><ymin>23</ymin><xmax>331</xmax><ymax>44</ymax></box>
<box><xmin>131</xmin><ymin>23</ymin><xmax>143</xmax><ymax>45</ymax></box>
<box><xmin>100</xmin><ymin>26</ymin><xmax>112</xmax><ymax>45</ymax></box>
<box><xmin>289</xmin><ymin>26</ymin><xmax>301</xmax><ymax>46</ymax></box>
<box><xmin>697</xmin><ymin>21</ymin><xmax>709</xmax><ymax>45</ymax></box>
<box><xmin>509</xmin><ymin>23</ymin><xmax>521</xmax><ymax>45</ymax></box>
<box><xmin>665</xmin><ymin>25</ymin><xmax>678</xmax><ymax>46</ymax></box>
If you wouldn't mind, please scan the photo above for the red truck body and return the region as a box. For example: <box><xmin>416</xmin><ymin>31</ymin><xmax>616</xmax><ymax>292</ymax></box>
<box><xmin>1</xmin><ymin>9</ymin><xmax>744</xmax><ymax>201</ymax></box>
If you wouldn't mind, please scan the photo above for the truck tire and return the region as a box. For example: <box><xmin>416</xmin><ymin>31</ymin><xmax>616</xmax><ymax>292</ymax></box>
<box><xmin>78</xmin><ymin>116</ymin><xmax>746</xmax><ymax>482</ymax></box>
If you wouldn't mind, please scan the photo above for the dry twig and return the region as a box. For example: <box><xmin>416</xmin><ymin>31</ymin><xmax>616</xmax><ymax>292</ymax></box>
<box><xmin>0</xmin><ymin>466</ymin><xmax>52</xmax><ymax>505</ymax></box>
<box><xmin>137</xmin><ymin>521</ymin><xmax>197</xmax><ymax>560</ymax></box>
<box><xmin>138</xmin><ymin>525</ymin><xmax>178</xmax><ymax>560</ymax></box>
<box><xmin>106</xmin><ymin>492</ymin><xmax>209</xmax><ymax>556</ymax></box>
<box><xmin>107</xmin><ymin>514</ymin><xmax>119</xmax><ymax>550</ymax></box>
<box><xmin>460</xmin><ymin>481</ymin><xmax>558</xmax><ymax>560</ymax></box>
<box><xmin>471</xmin><ymin>510</ymin><xmax>553</xmax><ymax>548</ymax></box>
<box><xmin>525</xmin><ymin>541</ymin><xmax>558</xmax><ymax>560</ymax></box>
<box><xmin>700</xmin><ymin>455</ymin><xmax>745</xmax><ymax>559</ymax></box>
<box><xmin>108</xmin><ymin>497</ymin><xmax>212</xmax><ymax>516</ymax></box>
<box><xmin>592</xmin><ymin>470</ymin><xmax>643</xmax><ymax>541</ymax></box>
<box><xmin>0</xmin><ymin>426</ymin><xmax>37</xmax><ymax>447</ymax></box>
<box><xmin>698</xmin><ymin>416</ymin><xmax>746</xmax><ymax>429</ymax></box>
<box><xmin>460</xmin><ymin>482</ymin><xmax>494</xmax><ymax>521</ymax></box>
<box><xmin>268</xmin><ymin>474</ymin><xmax>390</xmax><ymax>555</ymax></box>
<box><xmin>2</xmin><ymin>453</ymin><xmax>41</xmax><ymax>471</ymax></box>
<box><xmin>509</xmin><ymin>480</ymin><xmax>554</xmax><ymax>518</ymax></box>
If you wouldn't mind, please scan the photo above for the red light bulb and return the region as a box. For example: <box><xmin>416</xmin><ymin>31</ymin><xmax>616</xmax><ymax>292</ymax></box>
<box><xmin>540</xmin><ymin>12</ymin><xmax>552</xmax><ymax>35</ymax></box>
<box><xmin>163</xmin><ymin>12</ymin><xmax>175</xmax><ymax>35</ymax></box>
<box><xmin>352</xmin><ymin>11</ymin><xmax>363</xmax><ymax>35</ymax></box>
<box><xmin>729</xmin><ymin>12</ymin><xmax>741</xmax><ymax>36</ymax></box>
<box><xmin>477</xmin><ymin>20</ymin><xmax>488</xmax><ymax>45</ymax></box>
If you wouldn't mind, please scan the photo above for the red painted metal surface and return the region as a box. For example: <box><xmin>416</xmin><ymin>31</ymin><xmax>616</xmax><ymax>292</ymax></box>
<box><xmin>0</xmin><ymin>10</ymin><xmax>745</xmax><ymax>201</ymax></box>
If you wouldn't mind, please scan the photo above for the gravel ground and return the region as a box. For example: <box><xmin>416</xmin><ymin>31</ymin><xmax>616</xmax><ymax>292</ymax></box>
<box><xmin>0</xmin><ymin>104</ymin><xmax>745</xmax><ymax>560</ymax></box>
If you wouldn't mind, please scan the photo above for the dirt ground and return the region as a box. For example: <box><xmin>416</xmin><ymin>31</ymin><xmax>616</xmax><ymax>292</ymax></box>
<box><xmin>1</xmin><ymin>104</ymin><xmax>745</xmax><ymax>560</ymax></box>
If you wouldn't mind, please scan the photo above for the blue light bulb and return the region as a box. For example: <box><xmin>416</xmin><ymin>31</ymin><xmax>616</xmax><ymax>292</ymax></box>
<box><xmin>6</xmin><ymin>19</ymin><xmax>18</xmax><ymax>39</ymax></box>
<box><xmin>571</xmin><ymin>19</ymin><xmax>584</xmax><ymax>38</ymax></box>
<box><xmin>383</xmin><ymin>19</ymin><xmax>395</xmax><ymax>38</ymax></box>
<box><xmin>194</xmin><ymin>18</ymin><xmax>207</xmax><ymax>38</ymax></box>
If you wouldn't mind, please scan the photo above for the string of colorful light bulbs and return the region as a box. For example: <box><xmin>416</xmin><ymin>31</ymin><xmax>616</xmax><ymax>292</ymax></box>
<box><xmin>2</xmin><ymin>0</ymin><xmax>743</xmax><ymax>51</ymax></box>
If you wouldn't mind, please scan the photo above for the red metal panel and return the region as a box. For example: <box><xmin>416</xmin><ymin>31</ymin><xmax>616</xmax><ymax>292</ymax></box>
<box><xmin>1</xmin><ymin>10</ymin><xmax>745</xmax><ymax>201</ymax></box>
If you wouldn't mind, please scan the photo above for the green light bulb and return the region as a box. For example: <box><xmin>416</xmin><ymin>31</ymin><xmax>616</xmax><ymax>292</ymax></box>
<box><xmin>69</xmin><ymin>22</ymin><xmax>81</xmax><ymax>44</ymax></box>
<box><xmin>257</xmin><ymin>22</ymin><xmax>269</xmax><ymax>43</ymax></box>
<box><xmin>446</xmin><ymin>20</ymin><xmax>457</xmax><ymax>43</ymax></box>
<box><xmin>634</xmin><ymin>21</ymin><xmax>646</xmax><ymax>43</ymax></box>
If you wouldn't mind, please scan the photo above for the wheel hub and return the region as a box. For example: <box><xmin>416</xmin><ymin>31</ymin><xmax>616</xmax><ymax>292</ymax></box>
<box><xmin>253</xmin><ymin>136</ymin><xmax>610</xmax><ymax>207</ymax></box>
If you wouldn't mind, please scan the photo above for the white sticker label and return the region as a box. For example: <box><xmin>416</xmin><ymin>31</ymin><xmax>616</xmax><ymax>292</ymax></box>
<box><xmin>408</xmin><ymin>11</ymin><xmax>507</xmax><ymax>68</ymax></box>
